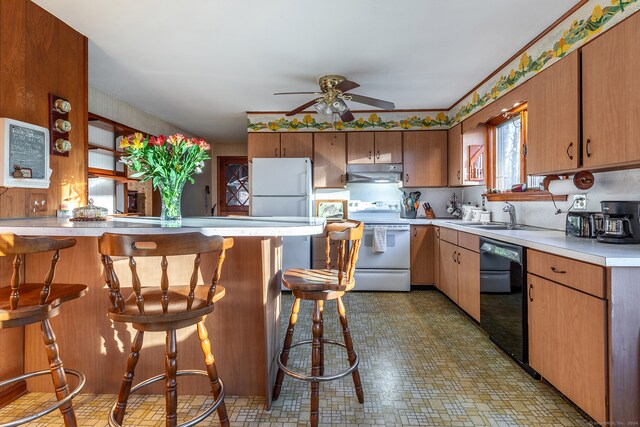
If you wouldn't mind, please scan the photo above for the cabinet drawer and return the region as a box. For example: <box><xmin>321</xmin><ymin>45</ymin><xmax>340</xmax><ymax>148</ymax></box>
<box><xmin>440</xmin><ymin>227</ymin><xmax>458</xmax><ymax>245</ymax></box>
<box><xmin>458</xmin><ymin>232</ymin><xmax>479</xmax><ymax>253</ymax></box>
<box><xmin>527</xmin><ymin>250</ymin><xmax>605</xmax><ymax>298</ymax></box>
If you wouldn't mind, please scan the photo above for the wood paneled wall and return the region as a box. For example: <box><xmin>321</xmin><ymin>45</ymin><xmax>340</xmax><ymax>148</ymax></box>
<box><xmin>0</xmin><ymin>0</ymin><xmax>88</xmax><ymax>218</ymax></box>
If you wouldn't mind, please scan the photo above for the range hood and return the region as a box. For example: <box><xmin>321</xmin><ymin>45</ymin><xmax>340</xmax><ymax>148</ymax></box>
<box><xmin>346</xmin><ymin>164</ymin><xmax>403</xmax><ymax>183</ymax></box>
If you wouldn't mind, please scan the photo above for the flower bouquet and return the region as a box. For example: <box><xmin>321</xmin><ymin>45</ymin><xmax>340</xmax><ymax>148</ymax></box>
<box><xmin>120</xmin><ymin>133</ymin><xmax>210</xmax><ymax>225</ymax></box>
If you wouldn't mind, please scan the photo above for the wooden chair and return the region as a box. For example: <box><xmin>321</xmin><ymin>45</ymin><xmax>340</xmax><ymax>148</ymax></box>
<box><xmin>273</xmin><ymin>220</ymin><xmax>364</xmax><ymax>427</ymax></box>
<box><xmin>97</xmin><ymin>232</ymin><xmax>233</xmax><ymax>427</ymax></box>
<box><xmin>0</xmin><ymin>234</ymin><xmax>87</xmax><ymax>427</ymax></box>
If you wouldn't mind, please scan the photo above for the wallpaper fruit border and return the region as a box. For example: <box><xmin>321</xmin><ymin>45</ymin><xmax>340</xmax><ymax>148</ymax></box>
<box><xmin>247</xmin><ymin>0</ymin><xmax>639</xmax><ymax>133</ymax></box>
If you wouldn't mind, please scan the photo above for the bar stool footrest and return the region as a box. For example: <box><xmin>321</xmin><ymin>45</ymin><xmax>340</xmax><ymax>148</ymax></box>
<box><xmin>277</xmin><ymin>338</ymin><xmax>359</xmax><ymax>382</ymax></box>
<box><xmin>108</xmin><ymin>369</ymin><xmax>225</xmax><ymax>427</ymax></box>
<box><xmin>0</xmin><ymin>368</ymin><xmax>86</xmax><ymax>427</ymax></box>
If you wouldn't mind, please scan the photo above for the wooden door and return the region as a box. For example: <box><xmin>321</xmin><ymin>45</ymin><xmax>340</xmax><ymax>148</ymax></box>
<box><xmin>582</xmin><ymin>11</ymin><xmax>640</xmax><ymax>169</ymax></box>
<box><xmin>433</xmin><ymin>227</ymin><xmax>440</xmax><ymax>289</ymax></box>
<box><xmin>528</xmin><ymin>275</ymin><xmax>607</xmax><ymax>423</ymax></box>
<box><xmin>280</xmin><ymin>133</ymin><xmax>313</xmax><ymax>160</ymax></box>
<box><xmin>313</xmin><ymin>133</ymin><xmax>346</xmax><ymax>188</ymax></box>
<box><xmin>456</xmin><ymin>247</ymin><xmax>480</xmax><ymax>321</ymax></box>
<box><xmin>410</xmin><ymin>226</ymin><xmax>434</xmax><ymax>285</ymax></box>
<box><xmin>347</xmin><ymin>133</ymin><xmax>375</xmax><ymax>164</ymax></box>
<box><xmin>439</xmin><ymin>240</ymin><xmax>458</xmax><ymax>303</ymax></box>
<box><xmin>248</xmin><ymin>133</ymin><xmax>281</xmax><ymax>161</ymax></box>
<box><xmin>374</xmin><ymin>132</ymin><xmax>402</xmax><ymax>163</ymax></box>
<box><xmin>528</xmin><ymin>51</ymin><xmax>580</xmax><ymax>175</ymax></box>
<box><xmin>448</xmin><ymin>124</ymin><xmax>463</xmax><ymax>186</ymax></box>
<box><xmin>403</xmin><ymin>131</ymin><xmax>448</xmax><ymax>187</ymax></box>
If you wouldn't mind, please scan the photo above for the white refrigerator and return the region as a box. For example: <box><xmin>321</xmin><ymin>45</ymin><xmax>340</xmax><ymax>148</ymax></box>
<box><xmin>250</xmin><ymin>158</ymin><xmax>313</xmax><ymax>272</ymax></box>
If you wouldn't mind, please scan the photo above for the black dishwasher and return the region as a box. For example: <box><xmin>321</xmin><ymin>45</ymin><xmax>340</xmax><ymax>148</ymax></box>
<box><xmin>479</xmin><ymin>237</ymin><xmax>536</xmax><ymax>377</ymax></box>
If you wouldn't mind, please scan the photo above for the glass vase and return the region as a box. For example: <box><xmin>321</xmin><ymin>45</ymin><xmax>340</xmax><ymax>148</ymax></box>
<box><xmin>158</xmin><ymin>179</ymin><xmax>186</xmax><ymax>226</ymax></box>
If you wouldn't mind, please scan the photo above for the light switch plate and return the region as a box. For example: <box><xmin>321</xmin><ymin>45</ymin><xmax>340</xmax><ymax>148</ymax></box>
<box><xmin>573</xmin><ymin>194</ymin><xmax>587</xmax><ymax>210</ymax></box>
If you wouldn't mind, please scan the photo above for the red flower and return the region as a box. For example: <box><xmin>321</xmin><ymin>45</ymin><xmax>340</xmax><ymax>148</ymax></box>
<box><xmin>196</xmin><ymin>138</ymin><xmax>210</xmax><ymax>151</ymax></box>
<box><xmin>150</xmin><ymin>135</ymin><xmax>166</xmax><ymax>146</ymax></box>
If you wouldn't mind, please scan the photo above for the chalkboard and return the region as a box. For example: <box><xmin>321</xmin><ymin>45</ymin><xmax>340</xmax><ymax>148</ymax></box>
<box><xmin>9</xmin><ymin>124</ymin><xmax>46</xmax><ymax>179</ymax></box>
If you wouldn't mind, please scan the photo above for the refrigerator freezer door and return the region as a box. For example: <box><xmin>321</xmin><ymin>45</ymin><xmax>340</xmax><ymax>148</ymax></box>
<box><xmin>251</xmin><ymin>196</ymin><xmax>309</xmax><ymax>217</ymax></box>
<box><xmin>251</xmin><ymin>158</ymin><xmax>312</xmax><ymax>197</ymax></box>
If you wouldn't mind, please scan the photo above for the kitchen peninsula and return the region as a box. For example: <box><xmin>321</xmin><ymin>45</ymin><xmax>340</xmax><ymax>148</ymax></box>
<box><xmin>0</xmin><ymin>216</ymin><xmax>324</xmax><ymax>409</ymax></box>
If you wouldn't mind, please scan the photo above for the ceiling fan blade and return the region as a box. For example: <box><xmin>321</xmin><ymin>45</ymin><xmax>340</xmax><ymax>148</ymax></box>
<box><xmin>334</xmin><ymin>79</ymin><xmax>360</xmax><ymax>93</ymax></box>
<box><xmin>348</xmin><ymin>93</ymin><xmax>395</xmax><ymax>110</ymax></box>
<box><xmin>340</xmin><ymin>109</ymin><xmax>355</xmax><ymax>122</ymax></box>
<box><xmin>286</xmin><ymin>99</ymin><xmax>319</xmax><ymax>116</ymax></box>
<box><xmin>274</xmin><ymin>91</ymin><xmax>323</xmax><ymax>95</ymax></box>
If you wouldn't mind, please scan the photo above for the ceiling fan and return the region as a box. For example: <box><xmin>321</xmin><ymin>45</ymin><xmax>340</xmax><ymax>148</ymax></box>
<box><xmin>274</xmin><ymin>75</ymin><xmax>395</xmax><ymax>122</ymax></box>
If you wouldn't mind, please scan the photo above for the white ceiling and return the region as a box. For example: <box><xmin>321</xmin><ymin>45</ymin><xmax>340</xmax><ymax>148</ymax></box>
<box><xmin>34</xmin><ymin>0</ymin><xmax>578</xmax><ymax>142</ymax></box>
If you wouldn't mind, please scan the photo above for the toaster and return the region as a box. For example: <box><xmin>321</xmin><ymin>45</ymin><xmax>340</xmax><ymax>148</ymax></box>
<box><xmin>565</xmin><ymin>212</ymin><xmax>604</xmax><ymax>238</ymax></box>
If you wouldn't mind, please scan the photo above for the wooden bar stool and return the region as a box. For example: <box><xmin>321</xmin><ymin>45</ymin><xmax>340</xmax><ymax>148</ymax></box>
<box><xmin>0</xmin><ymin>234</ymin><xmax>87</xmax><ymax>427</ymax></box>
<box><xmin>273</xmin><ymin>221</ymin><xmax>364</xmax><ymax>427</ymax></box>
<box><xmin>97</xmin><ymin>232</ymin><xmax>233</xmax><ymax>427</ymax></box>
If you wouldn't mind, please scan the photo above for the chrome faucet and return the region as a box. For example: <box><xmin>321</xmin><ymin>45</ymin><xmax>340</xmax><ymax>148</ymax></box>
<box><xmin>503</xmin><ymin>202</ymin><xmax>517</xmax><ymax>228</ymax></box>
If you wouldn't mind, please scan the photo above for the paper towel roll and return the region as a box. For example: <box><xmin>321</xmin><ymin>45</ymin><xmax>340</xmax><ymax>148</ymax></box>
<box><xmin>548</xmin><ymin>178</ymin><xmax>585</xmax><ymax>195</ymax></box>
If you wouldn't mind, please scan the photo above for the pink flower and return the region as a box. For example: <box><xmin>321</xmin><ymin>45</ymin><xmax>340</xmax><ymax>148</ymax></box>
<box><xmin>167</xmin><ymin>133</ymin><xmax>185</xmax><ymax>145</ymax></box>
<box><xmin>196</xmin><ymin>138</ymin><xmax>210</xmax><ymax>150</ymax></box>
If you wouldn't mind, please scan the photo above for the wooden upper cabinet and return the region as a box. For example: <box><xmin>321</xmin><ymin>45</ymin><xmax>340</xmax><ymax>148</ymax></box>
<box><xmin>248</xmin><ymin>133</ymin><xmax>280</xmax><ymax>161</ymax></box>
<box><xmin>314</xmin><ymin>133</ymin><xmax>346</xmax><ymax>188</ymax></box>
<box><xmin>528</xmin><ymin>51</ymin><xmax>580</xmax><ymax>175</ymax></box>
<box><xmin>280</xmin><ymin>133</ymin><xmax>313</xmax><ymax>160</ymax></box>
<box><xmin>347</xmin><ymin>132</ymin><xmax>402</xmax><ymax>164</ymax></box>
<box><xmin>347</xmin><ymin>133</ymin><xmax>374</xmax><ymax>164</ymax></box>
<box><xmin>403</xmin><ymin>131</ymin><xmax>448</xmax><ymax>187</ymax></box>
<box><xmin>582</xmin><ymin>11</ymin><xmax>640</xmax><ymax>169</ymax></box>
<box><xmin>448</xmin><ymin>124</ymin><xmax>463</xmax><ymax>186</ymax></box>
<box><xmin>374</xmin><ymin>132</ymin><xmax>402</xmax><ymax>163</ymax></box>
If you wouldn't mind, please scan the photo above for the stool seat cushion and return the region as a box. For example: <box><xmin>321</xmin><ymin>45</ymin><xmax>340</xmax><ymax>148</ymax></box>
<box><xmin>107</xmin><ymin>285</ymin><xmax>225</xmax><ymax>326</ymax></box>
<box><xmin>282</xmin><ymin>268</ymin><xmax>355</xmax><ymax>292</ymax></box>
<box><xmin>0</xmin><ymin>283</ymin><xmax>88</xmax><ymax>326</ymax></box>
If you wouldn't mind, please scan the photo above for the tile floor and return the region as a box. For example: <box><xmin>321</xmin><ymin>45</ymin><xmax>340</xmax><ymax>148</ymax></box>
<box><xmin>0</xmin><ymin>291</ymin><xmax>593</xmax><ymax>426</ymax></box>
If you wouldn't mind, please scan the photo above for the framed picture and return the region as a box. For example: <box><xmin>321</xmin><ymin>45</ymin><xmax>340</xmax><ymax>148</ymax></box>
<box><xmin>315</xmin><ymin>200</ymin><xmax>348</xmax><ymax>222</ymax></box>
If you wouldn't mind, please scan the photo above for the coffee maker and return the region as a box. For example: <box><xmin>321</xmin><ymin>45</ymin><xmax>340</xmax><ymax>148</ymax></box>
<box><xmin>597</xmin><ymin>201</ymin><xmax>640</xmax><ymax>244</ymax></box>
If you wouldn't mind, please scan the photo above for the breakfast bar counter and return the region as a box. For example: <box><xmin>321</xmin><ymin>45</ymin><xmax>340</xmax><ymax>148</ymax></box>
<box><xmin>0</xmin><ymin>216</ymin><xmax>324</xmax><ymax>409</ymax></box>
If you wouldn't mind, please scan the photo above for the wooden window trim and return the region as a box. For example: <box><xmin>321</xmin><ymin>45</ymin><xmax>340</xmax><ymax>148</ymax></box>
<box><xmin>484</xmin><ymin>103</ymin><xmax>567</xmax><ymax>202</ymax></box>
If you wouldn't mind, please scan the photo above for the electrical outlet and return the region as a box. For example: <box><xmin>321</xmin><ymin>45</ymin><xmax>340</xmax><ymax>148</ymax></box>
<box><xmin>573</xmin><ymin>194</ymin><xmax>587</xmax><ymax>210</ymax></box>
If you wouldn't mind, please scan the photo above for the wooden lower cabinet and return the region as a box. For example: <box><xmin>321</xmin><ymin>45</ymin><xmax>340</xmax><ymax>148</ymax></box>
<box><xmin>433</xmin><ymin>227</ymin><xmax>440</xmax><ymax>289</ymax></box>
<box><xmin>528</xmin><ymin>274</ymin><xmax>607</xmax><ymax>424</ymax></box>
<box><xmin>410</xmin><ymin>225</ymin><xmax>434</xmax><ymax>285</ymax></box>
<box><xmin>439</xmin><ymin>240</ymin><xmax>458</xmax><ymax>303</ymax></box>
<box><xmin>456</xmin><ymin>247</ymin><xmax>480</xmax><ymax>321</ymax></box>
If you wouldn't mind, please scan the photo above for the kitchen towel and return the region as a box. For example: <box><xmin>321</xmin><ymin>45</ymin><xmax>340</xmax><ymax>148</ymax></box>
<box><xmin>372</xmin><ymin>226</ymin><xmax>387</xmax><ymax>253</ymax></box>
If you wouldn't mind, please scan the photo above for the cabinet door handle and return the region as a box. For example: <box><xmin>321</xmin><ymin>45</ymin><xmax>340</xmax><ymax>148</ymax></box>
<box><xmin>275</xmin><ymin>148</ymin><xmax>278</xmax><ymax>157</ymax></box>
<box><xmin>550</xmin><ymin>266</ymin><xmax>566</xmax><ymax>274</ymax></box>
<box><xmin>457</xmin><ymin>253</ymin><xmax>461</xmax><ymax>264</ymax></box>
<box><xmin>413</xmin><ymin>227</ymin><xmax>417</xmax><ymax>237</ymax></box>
<box><xmin>405</xmin><ymin>173</ymin><xmax>409</xmax><ymax>183</ymax></box>
<box><xmin>436</xmin><ymin>229</ymin><xmax>440</xmax><ymax>238</ymax></box>
<box><xmin>529</xmin><ymin>284</ymin><xmax>533</xmax><ymax>302</ymax></box>
<box><xmin>566</xmin><ymin>142</ymin><xmax>574</xmax><ymax>160</ymax></box>
<box><xmin>452</xmin><ymin>251</ymin><xmax>457</xmax><ymax>262</ymax></box>
<box><xmin>586</xmin><ymin>139</ymin><xmax>592</xmax><ymax>158</ymax></box>
<box><xmin>368</xmin><ymin>150</ymin><xmax>372</xmax><ymax>159</ymax></box>
<box><xmin>340</xmin><ymin>174</ymin><xmax>344</xmax><ymax>184</ymax></box>
<box><xmin>376</xmin><ymin>150</ymin><xmax>380</xmax><ymax>159</ymax></box>
<box><xmin>457</xmin><ymin>170</ymin><xmax>461</xmax><ymax>180</ymax></box>
<box><xmin>283</xmin><ymin>147</ymin><xmax>286</xmax><ymax>157</ymax></box>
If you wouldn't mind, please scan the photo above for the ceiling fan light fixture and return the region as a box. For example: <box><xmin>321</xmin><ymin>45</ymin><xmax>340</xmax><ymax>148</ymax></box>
<box><xmin>314</xmin><ymin>100</ymin><xmax>329</xmax><ymax>115</ymax></box>
<box><xmin>332</xmin><ymin>98</ymin><xmax>348</xmax><ymax>113</ymax></box>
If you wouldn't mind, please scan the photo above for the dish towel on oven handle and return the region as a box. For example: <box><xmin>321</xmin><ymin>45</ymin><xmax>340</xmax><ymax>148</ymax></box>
<box><xmin>372</xmin><ymin>226</ymin><xmax>387</xmax><ymax>253</ymax></box>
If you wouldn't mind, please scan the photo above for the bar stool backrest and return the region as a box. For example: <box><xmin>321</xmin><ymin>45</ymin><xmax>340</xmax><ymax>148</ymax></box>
<box><xmin>97</xmin><ymin>233</ymin><xmax>234</xmax><ymax>314</ymax></box>
<box><xmin>0</xmin><ymin>233</ymin><xmax>76</xmax><ymax>310</ymax></box>
<box><xmin>323</xmin><ymin>221</ymin><xmax>363</xmax><ymax>287</ymax></box>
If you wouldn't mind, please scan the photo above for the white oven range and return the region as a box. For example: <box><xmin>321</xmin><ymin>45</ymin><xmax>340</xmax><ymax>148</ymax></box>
<box><xmin>348</xmin><ymin>201</ymin><xmax>411</xmax><ymax>292</ymax></box>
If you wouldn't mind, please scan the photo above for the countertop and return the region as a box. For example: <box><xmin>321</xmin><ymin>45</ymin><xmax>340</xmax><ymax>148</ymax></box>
<box><xmin>407</xmin><ymin>218</ymin><xmax>640</xmax><ymax>267</ymax></box>
<box><xmin>0</xmin><ymin>216</ymin><xmax>326</xmax><ymax>237</ymax></box>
